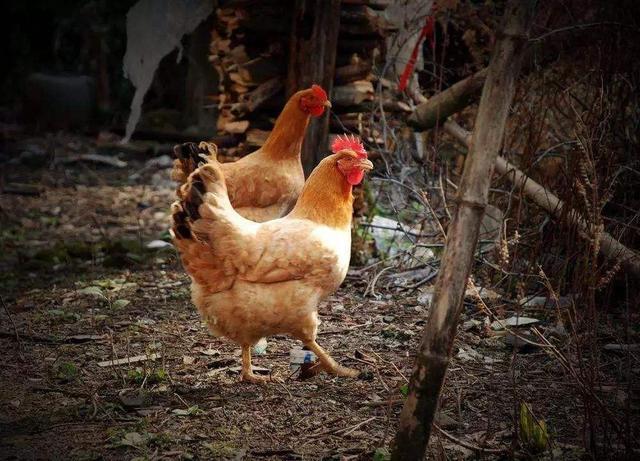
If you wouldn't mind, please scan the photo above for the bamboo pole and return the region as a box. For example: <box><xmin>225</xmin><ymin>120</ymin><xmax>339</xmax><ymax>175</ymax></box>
<box><xmin>391</xmin><ymin>1</ymin><xmax>536</xmax><ymax>459</ymax></box>
<box><xmin>444</xmin><ymin>119</ymin><xmax>640</xmax><ymax>278</ymax></box>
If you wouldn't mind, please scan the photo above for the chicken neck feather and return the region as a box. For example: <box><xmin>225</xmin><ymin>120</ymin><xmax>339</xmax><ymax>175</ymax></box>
<box><xmin>288</xmin><ymin>158</ymin><xmax>354</xmax><ymax>229</ymax></box>
<box><xmin>260</xmin><ymin>93</ymin><xmax>311</xmax><ymax>159</ymax></box>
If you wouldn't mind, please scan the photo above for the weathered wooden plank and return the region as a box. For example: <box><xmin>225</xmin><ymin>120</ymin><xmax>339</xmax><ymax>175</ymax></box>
<box><xmin>286</xmin><ymin>0</ymin><xmax>341</xmax><ymax>174</ymax></box>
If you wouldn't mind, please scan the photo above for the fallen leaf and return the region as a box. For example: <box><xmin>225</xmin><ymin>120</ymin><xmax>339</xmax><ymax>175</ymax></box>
<box><xmin>77</xmin><ymin>286</ymin><xmax>107</xmax><ymax>299</ymax></box>
<box><xmin>112</xmin><ymin>299</ymin><xmax>131</xmax><ymax>309</ymax></box>
<box><xmin>120</xmin><ymin>432</ymin><xmax>145</xmax><ymax>447</ymax></box>
<box><xmin>172</xmin><ymin>405</ymin><xmax>203</xmax><ymax>416</ymax></box>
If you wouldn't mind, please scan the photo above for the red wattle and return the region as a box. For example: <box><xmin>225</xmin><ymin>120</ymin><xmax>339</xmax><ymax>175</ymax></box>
<box><xmin>309</xmin><ymin>105</ymin><xmax>325</xmax><ymax>117</ymax></box>
<box><xmin>347</xmin><ymin>169</ymin><xmax>365</xmax><ymax>185</ymax></box>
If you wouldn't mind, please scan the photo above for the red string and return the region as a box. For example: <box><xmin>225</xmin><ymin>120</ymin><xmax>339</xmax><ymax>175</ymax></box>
<box><xmin>398</xmin><ymin>15</ymin><xmax>436</xmax><ymax>92</ymax></box>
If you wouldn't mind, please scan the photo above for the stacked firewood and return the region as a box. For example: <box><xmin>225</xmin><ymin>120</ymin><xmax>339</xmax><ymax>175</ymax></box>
<box><xmin>208</xmin><ymin>0</ymin><xmax>403</xmax><ymax>155</ymax></box>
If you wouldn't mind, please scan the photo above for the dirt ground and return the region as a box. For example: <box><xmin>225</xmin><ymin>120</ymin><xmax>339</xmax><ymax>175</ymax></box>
<box><xmin>1</xmin><ymin>134</ymin><xmax>637</xmax><ymax>460</ymax></box>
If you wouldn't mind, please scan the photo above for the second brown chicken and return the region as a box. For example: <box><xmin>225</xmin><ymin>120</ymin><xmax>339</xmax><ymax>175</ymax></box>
<box><xmin>172</xmin><ymin>84</ymin><xmax>331</xmax><ymax>222</ymax></box>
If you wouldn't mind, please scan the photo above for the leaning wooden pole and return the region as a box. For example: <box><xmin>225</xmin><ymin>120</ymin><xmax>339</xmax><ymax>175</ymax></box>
<box><xmin>444</xmin><ymin>120</ymin><xmax>640</xmax><ymax>278</ymax></box>
<box><xmin>408</xmin><ymin>68</ymin><xmax>488</xmax><ymax>130</ymax></box>
<box><xmin>391</xmin><ymin>1</ymin><xmax>536</xmax><ymax>459</ymax></box>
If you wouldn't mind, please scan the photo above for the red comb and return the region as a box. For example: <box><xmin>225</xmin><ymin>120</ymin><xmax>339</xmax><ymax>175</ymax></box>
<box><xmin>311</xmin><ymin>84</ymin><xmax>327</xmax><ymax>101</ymax></box>
<box><xmin>331</xmin><ymin>134</ymin><xmax>367</xmax><ymax>158</ymax></box>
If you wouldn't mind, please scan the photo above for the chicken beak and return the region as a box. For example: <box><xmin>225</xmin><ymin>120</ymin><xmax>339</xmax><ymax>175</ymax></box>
<box><xmin>323</xmin><ymin>100</ymin><xmax>332</xmax><ymax>108</ymax></box>
<box><xmin>359</xmin><ymin>158</ymin><xmax>374</xmax><ymax>171</ymax></box>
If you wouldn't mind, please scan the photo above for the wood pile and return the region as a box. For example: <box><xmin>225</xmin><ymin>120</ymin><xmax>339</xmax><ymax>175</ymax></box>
<box><xmin>208</xmin><ymin>0</ymin><xmax>401</xmax><ymax>156</ymax></box>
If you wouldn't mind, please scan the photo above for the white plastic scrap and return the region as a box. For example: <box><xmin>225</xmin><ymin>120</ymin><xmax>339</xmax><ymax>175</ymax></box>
<box><xmin>146</xmin><ymin>240</ymin><xmax>173</xmax><ymax>249</ymax></box>
<box><xmin>491</xmin><ymin>316</ymin><xmax>540</xmax><ymax>330</ymax></box>
<box><xmin>122</xmin><ymin>0</ymin><xmax>213</xmax><ymax>143</ymax></box>
<box><xmin>253</xmin><ymin>337</ymin><xmax>268</xmax><ymax>355</ymax></box>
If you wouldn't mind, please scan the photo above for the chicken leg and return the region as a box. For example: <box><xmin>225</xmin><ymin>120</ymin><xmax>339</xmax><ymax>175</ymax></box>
<box><xmin>305</xmin><ymin>340</ymin><xmax>359</xmax><ymax>378</ymax></box>
<box><xmin>240</xmin><ymin>345</ymin><xmax>270</xmax><ymax>384</ymax></box>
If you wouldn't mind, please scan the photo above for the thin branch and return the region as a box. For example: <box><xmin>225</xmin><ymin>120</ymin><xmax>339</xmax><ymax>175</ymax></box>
<box><xmin>530</xmin><ymin>22</ymin><xmax>631</xmax><ymax>42</ymax></box>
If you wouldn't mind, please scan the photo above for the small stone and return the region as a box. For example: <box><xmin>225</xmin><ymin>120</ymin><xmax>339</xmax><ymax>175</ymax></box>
<box><xmin>546</xmin><ymin>323</ymin><xmax>568</xmax><ymax>338</ymax></box>
<box><xmin>462</xmin><ymin>319</ymin><xmax>482</xmax><ymax>331</ymax></box>
<box><xmin>435</xmin><ymin>412</ymin><xmax>460</xmax><ymax>429</ymax></box>
<box><xmin>519</xmin><ymin>295</ymin><xmax>574</xmax><ymax>308</ymax></box>
<box><xmin>465</xmin><ymin>286</ymin><xmax>501</xmax><ymax>301</ymax></box>
<box><xmin>504</xmin><ymin>331</ymin><xmax>539</xmax><ymax>351</ymax></box>
<box><xmin>520</xmin><ymin>296</ymin><xmax>548</xmax><ymax>307</ymax></box>
<box><xmin>119</xmin><ymin>390</ymin><xmax>148</xmax><ymax>408</ymax></box>
<box><xmin>418</xmin><ymin>292</ymin><xmax>433</xmax><ymax>306</ymax></box>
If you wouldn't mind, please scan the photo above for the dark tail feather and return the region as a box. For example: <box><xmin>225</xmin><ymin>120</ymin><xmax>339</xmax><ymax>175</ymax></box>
<box><xmin>171</xmin><ymin>161</ymin><xmax>227</xmax><ymax>242</ymax></box>
<box><xmin>172</xmin><ymin>170</ymin><xmax>206</xmax><ymax>240</ymax></box>
<box><xmin>171</xmin><ymin>203</ymin><xmax>191</xmax><ymax>239</ymax></box>
<box><xmin>171</xmin><ymin>142</ymin><xmax>218</xmax><ymax>188</ymax></box>
<box><xmin>184</xmin><ymin>173</ymin><xmax>206</xmax><ymax>219</ymax></box>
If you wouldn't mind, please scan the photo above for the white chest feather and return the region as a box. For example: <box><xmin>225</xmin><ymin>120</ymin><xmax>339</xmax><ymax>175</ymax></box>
<box><xmin>310</xmin><ymin>225</ymin><xmax>352</xmax><ymax>279</ymax></box>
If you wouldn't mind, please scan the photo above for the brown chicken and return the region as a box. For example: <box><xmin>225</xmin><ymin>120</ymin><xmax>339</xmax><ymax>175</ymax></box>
<box><xmin>171</xmin><ymin>135</ymin><xmax>373</xmax><ymax>383</ymax></box>
<box><xmin>172</xmin><ymin>85</ymin><xmax>330</xmax><ymax>222</ymax></box>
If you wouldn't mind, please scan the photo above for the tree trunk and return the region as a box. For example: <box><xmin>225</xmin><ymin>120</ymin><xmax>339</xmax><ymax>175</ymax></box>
<box><xmin>286</xmin><ymin>0</ymin><xmax>341</xmax><ymax>175</ymax></box>
<box><xmin>444</xmin><ymin>120</ymin><xmax>640</xmax><ymax>279</ymax></box>
<box><xmin>391</xmin><ymin>1</ymin><xmax>535</xmax><ymax>459</ymax></box>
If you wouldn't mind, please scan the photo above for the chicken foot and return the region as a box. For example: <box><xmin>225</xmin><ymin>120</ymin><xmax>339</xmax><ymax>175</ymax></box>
<box><xmin>305</xmin><ymin>340</ymin><xmax>359</xmax><ymax>378</ymax></box>
<box><xmin>240</xmin><ymin>345</ymin><xmax>271</xmax><ymax>384</ymax></box>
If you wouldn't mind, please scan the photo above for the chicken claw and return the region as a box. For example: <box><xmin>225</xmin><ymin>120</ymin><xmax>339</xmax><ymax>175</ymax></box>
<box><xmin>323</xmin><ymin>363</ymin><xmax>360</xmax><ymax>378</ymax></box>
<box><xmin>305</xmin><ymin>341</ymin><xmax>359</xmax><ymax>378</ymax></box>
<box><xmin>240</xmin><ymin>345</ymin><xmax>281</xmax><ymax>384</ymax></box>
<box><xmin>240</xmin><ymin>371</ymin><xmax>271</xmax><ymax>384</ymax></box>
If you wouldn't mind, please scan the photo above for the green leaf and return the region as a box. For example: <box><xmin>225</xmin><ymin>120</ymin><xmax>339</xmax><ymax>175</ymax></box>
<box><xmin>112</xmin><ymin>299</ymin><xmax>130</xmax><ymax>309</ymax></box>
<box><xmin>520</xmin><ymin>402</ymin><xmax>549</xmax><ymax>452</ymax></box>
<box><xmin>47</xmin><ymin>309</ymin><xmax>80</xmax><ymax>322</ymax></box>
<box><xmin>373</xmin><ymin>448</ymin><xmax>390</xmax><ymax>461</ymax></box>
<box><xmin>55</xmin><ymin>362</ymin><xmax>79</xmax><ymax>381</ymax></box>
<box><xmin>127</xmin><ymin>368</ymin><xmax>145</xmax><ymax>384</ymax></box>
<box><xmin>400</xmin><ymin>384</ymin><xmax>409</xmax><ymax>398</ymax></box>
<box><xmin>152</xmin><ymin>368</ymin><xmax>168</xmax><ymax>383</ymax></box>
<box><xmin>126</xmin><ymin>252</ymin><xmax>143</xmax><ymax>262</ymax></box>
<box><xmin>78</xmin><ymin>286</ymin><xmax>107</xmax><ymax>299</ymax></box>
